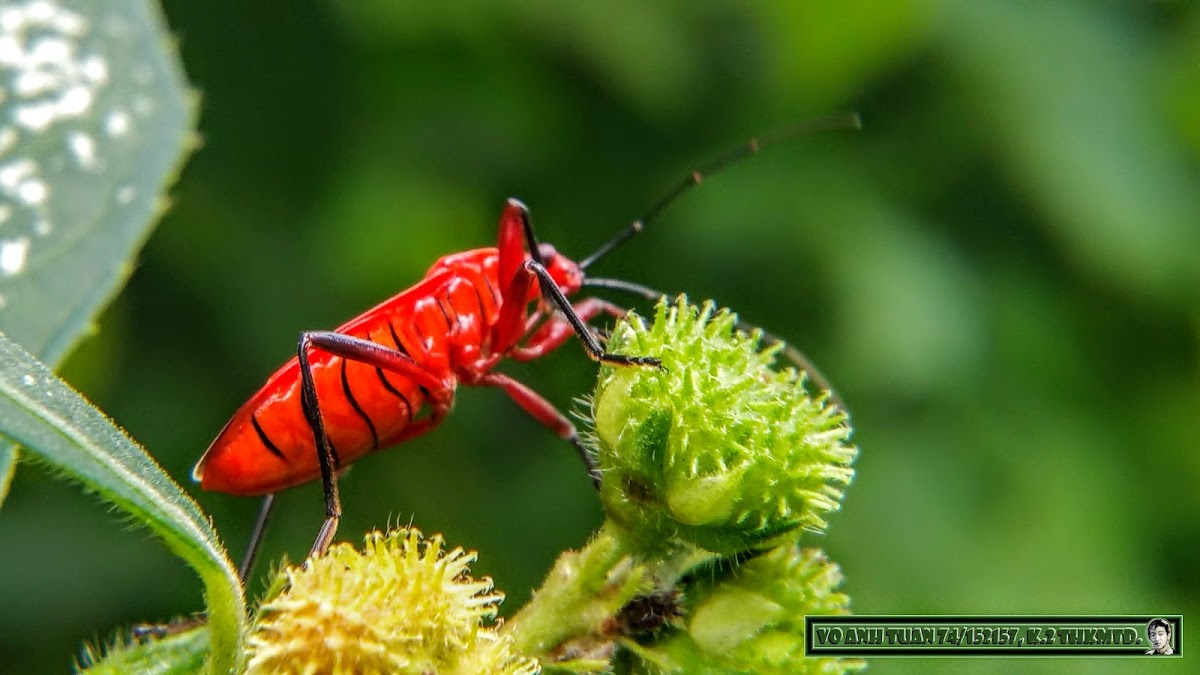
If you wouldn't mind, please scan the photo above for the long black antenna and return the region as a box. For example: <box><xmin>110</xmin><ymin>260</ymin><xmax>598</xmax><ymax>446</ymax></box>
<box><xmin>578</xmin><ymin>112</ymin><xmax>862</xmax><ymax>271</ymax></box>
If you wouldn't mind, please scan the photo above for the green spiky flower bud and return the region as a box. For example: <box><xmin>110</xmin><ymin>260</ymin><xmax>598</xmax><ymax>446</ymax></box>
<box><xmin>590</xmin><ymin>298</ymin><xmax>856</xmax><ymax>555</ymax></box>
<box><xmin>628</xmin><ymin>545</ymin><xmax>863</xmax><ymax>674</ymax></box>
<box><xmin>245</xmin><ymin>528</ymin><xmax>539</xmax><ymax>675</ymax></box>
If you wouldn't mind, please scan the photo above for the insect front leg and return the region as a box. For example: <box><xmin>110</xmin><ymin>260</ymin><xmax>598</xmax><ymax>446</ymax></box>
<box><xmin>525</xmin><ymin>260</ymin><xmax>661</xmax><ymax>369</ymax></box>
<box><xmin>490</xmin><ymin>262</ymin><xmax>536</xmax><ymax>355</ymax></box>
<box><xmin>297</xmin><ymin>330</ymin><xmax>451</xmax><ymax>559</ymax></box>
<box><xmin>496</xmin><ymin>198</ymin><xmax>532</xmax><ymax>298</ymax></box>
<box><xmin>491</xmin><ymin>197</ymin><xmax>569</xmax><ymax>355</ymax></box>
<box><xmin>510</xmin><ymin>297</ymin><xmax>626</xmax><ymax>361</ymax></box>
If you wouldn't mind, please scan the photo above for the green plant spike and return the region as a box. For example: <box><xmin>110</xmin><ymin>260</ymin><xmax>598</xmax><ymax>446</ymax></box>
<box><xmin>0</xmin><ymin>0</ymin><xmax>196</xmax><ymax>502</ymax></box>
<box><xmin>0</xmin><ymin>334</ymin><xmax>245</xmax><ymax>674</ymax></box>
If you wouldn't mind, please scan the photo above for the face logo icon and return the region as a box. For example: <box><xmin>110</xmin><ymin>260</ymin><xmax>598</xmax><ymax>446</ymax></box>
<box><xmin>1145</xmin><ymin>618</ymin><xmax>1173</xmax><ymax>655</ymax></box>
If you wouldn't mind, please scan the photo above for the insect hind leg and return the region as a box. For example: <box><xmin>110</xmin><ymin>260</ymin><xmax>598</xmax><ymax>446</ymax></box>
<box><xmin>296</xmin><ymin>330</ymin><xmax>452</xmax><ymax>559</ymax></box>
<box><xmin>297</xmin><ymin>332</ymin><xmax>343</xmax><ymax>560</ymax></box>
<box><xmin>238</xmin><ymin>493</ymin><xmax>277</xmax><ymax>584</ymax></box>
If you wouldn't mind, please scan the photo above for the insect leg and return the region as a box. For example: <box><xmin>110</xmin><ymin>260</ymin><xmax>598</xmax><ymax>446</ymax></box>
<box><xmin>496</xmin><ymin>198</ymin><xmax>533</xmax><ymax>297</ymax></box>
<box><xmin>477</xmin><ymin>371</ymin><xmax>601</xmax><ymax>487</ymax></box>
<box><xmin>297</xmin><ymin>333</ymin><xmax>343</xmax><ymax>560</ymax></box>
<box><xmin>238</xmin><ymin>493</ymin><xmax>277</xmax><ymax>584</ymax></box>
<box><xmin>510</xmin><ymin>297</ymin><xmax>626</xmax><ymax>361</ymax></box>
<box><xmin>298</xmin><ymin>330</ymin><xmax>452</xmax><ymax>558</ymax></box>
<box><xmin>525</xmin><ymin>260</ymin><xmax>661</xmax><ymax>369</ymax></box>
<box><xmin>490</xmin><ymin>262</ymin><xmax>535</xmax><ymax>355</ymax></box>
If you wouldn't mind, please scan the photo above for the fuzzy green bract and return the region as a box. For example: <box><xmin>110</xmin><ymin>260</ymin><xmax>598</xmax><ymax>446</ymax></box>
<box><xmin>591</xmin><ymin>298</ymin><xmax>857</xmax><ymax>555</ymax></box>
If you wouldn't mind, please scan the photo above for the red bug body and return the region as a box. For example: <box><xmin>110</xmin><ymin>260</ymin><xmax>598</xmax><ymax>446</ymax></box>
<box><xmin>192</xmin><ymin>115</ymin><xmax>857</xmax><ymax>568</ymax></box>
<box><xmin>193</xmin><ymin>214</ymin><xmax>589</xmax><ymax>497</ymax></box>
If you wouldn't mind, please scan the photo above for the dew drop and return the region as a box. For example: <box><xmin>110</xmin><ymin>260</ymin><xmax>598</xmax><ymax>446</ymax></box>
<box><xmin>17</xmin><ymin>178</ymin><xmax>46</xmax><ymax>205</ymax></box>
<box><xmin>68</xmin><ymin>131</ymin><xmax>95</xmax><ymax>169</ymax></box>
<box><xmin>104</xmin><ymin>110</ymin><xmax>130</xmax><ymax>136</ymax></box>
<box><xmin>0</xmin><ymin>237</ymin><xmax>30</xmax><ymax>276</ymax></box>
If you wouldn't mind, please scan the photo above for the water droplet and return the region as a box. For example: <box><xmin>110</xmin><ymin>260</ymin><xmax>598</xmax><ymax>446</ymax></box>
<box><xmin>17</xmin><ymin>178</ymin><xmax>46</xmax><ymax>205</ymax></box>
<box><xmin>0</xmin><ymin>237</ymin><xmax>30</xmax><ymax>276</ymax></box>
<box><xmin>68</xmin><ymin>131</ymin><xmax>95</xmax><ymax>169</ymax></box>
<box><xmin>104</xmin><ymin>110</ymin><xmax>130</xmax><ymax>136</ymax></box>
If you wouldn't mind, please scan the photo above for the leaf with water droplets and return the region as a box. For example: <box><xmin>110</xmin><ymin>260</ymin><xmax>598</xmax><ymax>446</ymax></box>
<box><xmin>0</xmin><ymin>1</ymin><xmax>193</xmax><ymax>499</ymax></box>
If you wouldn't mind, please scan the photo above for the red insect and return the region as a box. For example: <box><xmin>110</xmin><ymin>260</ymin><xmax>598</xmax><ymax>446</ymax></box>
<box><xmin>192</xmin><ymin>114</ymin><xmax>859</xmax><ymax>579</ymax></box>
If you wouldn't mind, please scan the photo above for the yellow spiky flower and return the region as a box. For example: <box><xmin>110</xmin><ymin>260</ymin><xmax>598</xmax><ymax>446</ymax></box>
<box><xmin>245</xmin><ymin>528</ymin><xmax>539</xmax><ymax>675</ymax></box>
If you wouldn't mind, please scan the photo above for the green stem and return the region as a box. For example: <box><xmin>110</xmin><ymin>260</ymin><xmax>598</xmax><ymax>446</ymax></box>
<box><xmin>505</xmin><ymin>520</ymin><xmax>645</xmax><ymax>661</ymax></box>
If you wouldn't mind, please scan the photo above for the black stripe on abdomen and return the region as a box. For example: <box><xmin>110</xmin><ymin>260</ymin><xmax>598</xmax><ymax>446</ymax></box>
<box><xmin>341</xmin><ymin>359</ymin><xmax>380</xmax><ymax>451</ymax></box>
<box><xmin>251</xmin><ymin>413</ymin><xmax>288</xmax><ymax>463</ymax></box>
<box><xmin>375</xmin><ymin>366</ymin><xmax>414</xmax><ymax>422</ymax></box>
<box><xmin>398</xmin><ymin>320</ymin><xmax>433</xmax><ymax>400</ymax></box>
<box><xmin>386</xmin><ymin>322</ymin><xmax>409</xmax><ymax>355</ymax></box>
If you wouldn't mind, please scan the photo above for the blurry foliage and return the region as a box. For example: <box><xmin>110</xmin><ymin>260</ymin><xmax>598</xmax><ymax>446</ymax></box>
<box><xmin>0</xmin><ymin>1</ymin><xmax>1196</xmax><ymax>673</ymax></box>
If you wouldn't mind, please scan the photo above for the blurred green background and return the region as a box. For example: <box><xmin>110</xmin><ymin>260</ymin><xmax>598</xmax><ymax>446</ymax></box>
<box><xmin>1</xmin><ymin>1</ymin><xmax>1197</xmax><ymax>672</ymax></box>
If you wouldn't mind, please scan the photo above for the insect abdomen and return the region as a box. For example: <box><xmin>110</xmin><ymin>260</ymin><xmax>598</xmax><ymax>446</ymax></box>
<box><xmin>195</xmin><ymin>342</ymin><xmax>430</xmax><ymax>496</ymax></box>
<box><xmin>194</xmin><ymin>261</ymin><xmax>503</xmax><ymax>496</ymax></box>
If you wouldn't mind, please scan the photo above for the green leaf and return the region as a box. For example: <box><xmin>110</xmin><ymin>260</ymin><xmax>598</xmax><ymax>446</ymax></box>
<box><xmin>0</xmin><ymin>333</ymin><xmax>246</xmax><ymax>674</ymax></box>
<box><xmin>0</xmin><ymin>1</ymin><xmax>196</xmax><ymax>499</ymax></box>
